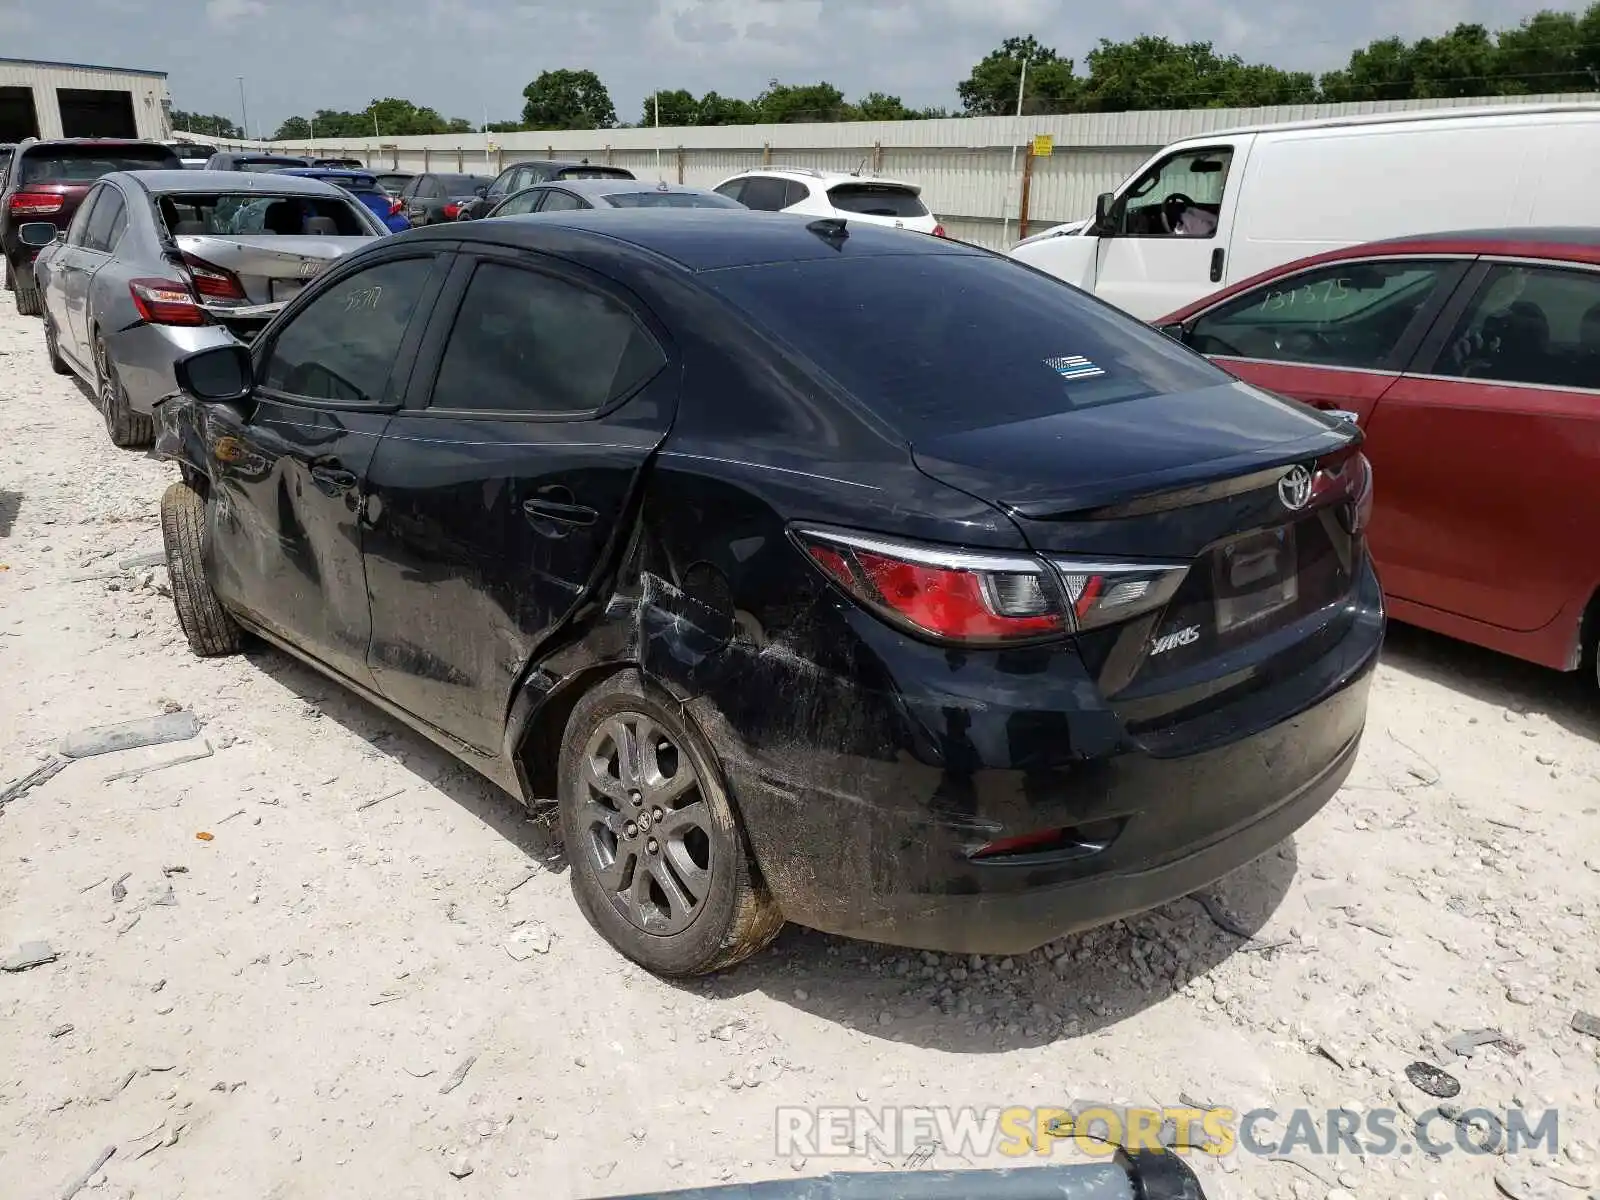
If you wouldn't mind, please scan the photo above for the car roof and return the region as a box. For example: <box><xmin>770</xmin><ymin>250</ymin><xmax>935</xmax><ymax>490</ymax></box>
<box><xmin>278</xmin><ymin>167</ymin><xmax>377</xmax><ymax>181</ymax></box>
<box><xmin>120</xmin><ymin>169</ymin><xmax>351</xmax><ymax>196</ymax></box>
<box><xmin>16</xmin><ymin>137</ymin><xmax>175</xmax><ymax>154</ymax></box>
<box><xmin>1172</xmin><ymin>101</ymin><xmax>1600</xmax><ymax>144</ymax></box>
<box><xmin>723</xmin><ymin>166</ymin><xmax>919</xmax><ymax>191</ymax></box>
<box><xmin>415</xmin><ymin>208</ymin><xmax>981</xmax><ymax>272</ymax></box>
<box><xmin>505</xmin><ymin>158</ymin><xmax>628</xmax><ymax>171</ymax></box>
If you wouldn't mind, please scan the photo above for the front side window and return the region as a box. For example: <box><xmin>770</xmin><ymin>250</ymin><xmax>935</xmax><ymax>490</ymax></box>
<box><xmin>82</xmin><ymin>188</ymin><xmax>126</xmax><ymax>253</ymax></box>
<box><xmin>1118</xmin><ymin>147</ymin><xmax>1233</xmax><ymax>239</ymax></box>
<box><xmin>1188</xmin><ymin>259</ymin><xmax>1451</xmax><ymax>369</ymax></box>
<box><xmin>738</xmin><ymin>176</ymin><xmax>792</xmax><ymax>212</ymax></box>
<box><xmin>1430</xmin><ymin>262</ymin><xmax>1600</xmax><ymax>390</ymax></box>
<box><xmin>429</xmin><ymin>261</ymin><xmax>665</xmax><ymax>415</ymax></box>
<box><xmin>65</xmin><ymin>187</ymin><xmax>101</xmax><ymax>247</ymax></box>
<box><xmin>260</xmin><ymin>257</ymin><xmax>434</xmax><ymax>405</ymax></box>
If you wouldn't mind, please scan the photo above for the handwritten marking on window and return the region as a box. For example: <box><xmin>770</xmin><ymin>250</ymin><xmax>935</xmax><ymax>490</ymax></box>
<box><xmin>1261</xmin><ymin>278</ymin><xmax>1350</xmax><ymax>312</ymax></box>
<box><xmin>343</xmin><ymin>285</ymin><xmax>383</xmax><ymax>312</ymax></box>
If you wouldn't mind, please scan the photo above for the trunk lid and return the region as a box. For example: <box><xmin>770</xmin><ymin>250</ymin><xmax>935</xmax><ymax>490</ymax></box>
<box><xmin>175</xmin><ymin>232</ymin><xmax>375</xmax><ymax>306</ymax></box>
<box><xmin>911</xmin><ymin>381</ymin><xmax>1369</xmax><ymax>741</ymax></box>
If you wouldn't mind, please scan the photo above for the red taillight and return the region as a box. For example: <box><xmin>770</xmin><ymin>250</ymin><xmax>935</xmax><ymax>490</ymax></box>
<box><xmin>181</xmin><ymin>252</ymin><xmax>247</xmax><ymax>302</ymax></box>
<box><xmin>795</xmin><ymin>527</ymin><xmax>1066</xmax><ymax>644</ymax></box>
<box><xmin>442</xmin><ymin>202</ymin><xmax>460</xmax><ymax>220</ymax></box>
<box><xmin>1313</xmin><ymin>449</ymin><xmax>1374</xmax><ymax>534</ymax></box>
<box><xmin>129</xmin><ymin>278</ymin><xmax>208</xmax><ymax>327</ymax></box>
<box><xmin>9</xmin><ymin>192</ymin><xmax>63</xmax><ymax>216</ymax></box>
<box><xmin>932</xmin><ymin>224</ymin><xmax>947</xmax><ymax>238</ymax></box>
<box><xmin>388</xmin><ymin>200</ymin><xmax>404</xmax><ymax>216</ymax></box>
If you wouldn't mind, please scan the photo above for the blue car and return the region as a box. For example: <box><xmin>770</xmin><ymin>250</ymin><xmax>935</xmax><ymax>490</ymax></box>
<box><xmin>274</xmin><ymin>167</ymin><xmax>409</xmax><ymax>233</ymax></box>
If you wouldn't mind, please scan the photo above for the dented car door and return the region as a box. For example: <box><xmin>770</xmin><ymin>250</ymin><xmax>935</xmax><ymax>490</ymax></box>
<box><xmin>360</xmin><ymin>249</ymin><xmax>677</xmax><ymax>755</ymax></box>
<box><xmin>204</xmin><ymin>253</ymin><xmax>447</xmax><ymax>686</ymax></box>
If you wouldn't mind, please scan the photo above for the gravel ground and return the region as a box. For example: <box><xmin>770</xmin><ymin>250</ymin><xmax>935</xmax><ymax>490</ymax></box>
<box><xmin>2</xmin><ymin>300</ymin><xmax>1599</xmax><ymax>1200</ymax></box>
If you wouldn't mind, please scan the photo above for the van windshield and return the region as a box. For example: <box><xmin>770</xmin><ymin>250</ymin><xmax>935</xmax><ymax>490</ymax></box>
<box><xmin>703</xmin><ymin>252</ymin><xmax>1230</xmax><ymax>437</ymax></box>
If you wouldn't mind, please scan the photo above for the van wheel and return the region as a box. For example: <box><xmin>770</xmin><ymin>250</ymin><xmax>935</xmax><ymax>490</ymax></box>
<box><xmin>14</xmin><ymin>270</ymin><xmax>42</xmax><ymax>317</ymax></box>
<box><xmin>558</xmin><ymin>671</ymin><xmax>783</xmax><ymax>975</ymax></box>
<box><xmin>160</xmin><ymin>481</ymin><xmax>244</xmax><ymax>657</ymax></box>
<box><xmin>43</xmin><ymin>317</ymin><xmax>71</xmax><ymax>375</ymax></box>
<box><xmin>96</xmin><ymin>336</ymin><xmax>154</xmax><ymax>449</ymax></box>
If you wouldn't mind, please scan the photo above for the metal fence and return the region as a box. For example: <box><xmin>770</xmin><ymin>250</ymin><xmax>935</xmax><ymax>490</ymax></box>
<box><xmin>185</xmin><ymin>92</ymin><xmax>1600</xmax><ymax>250</ymax></box>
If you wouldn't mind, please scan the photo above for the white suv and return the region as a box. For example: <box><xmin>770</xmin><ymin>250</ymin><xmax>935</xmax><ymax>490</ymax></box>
<box><xmin>712</xmin><ymin>168</ymin><xmax>944</xmax><ymax>237</ymax></box>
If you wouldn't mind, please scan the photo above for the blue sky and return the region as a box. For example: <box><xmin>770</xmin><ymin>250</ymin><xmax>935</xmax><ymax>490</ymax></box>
<box><xmin>0</xmin><ymin>0</ymin><xmax>1574</xmax><ymax>134</ymax></box>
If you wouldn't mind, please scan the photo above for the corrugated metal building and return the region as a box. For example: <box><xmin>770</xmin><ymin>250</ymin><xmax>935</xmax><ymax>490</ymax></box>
<box><xmin>198</xmin><ymin>91</ymin><xmax>1600</xmax><ymax>248</ymax></box>
<box><xmin>0</xmin><ymin>57</ymin><xmax>171</xmax><ymax>143</ymax></box>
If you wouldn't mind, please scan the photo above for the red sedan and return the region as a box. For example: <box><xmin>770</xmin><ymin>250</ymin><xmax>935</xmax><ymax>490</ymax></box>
<box><xmin>1157</xmin><ymin>229</ymin><xmax>1600</xmax><ymax>687</ymax></box>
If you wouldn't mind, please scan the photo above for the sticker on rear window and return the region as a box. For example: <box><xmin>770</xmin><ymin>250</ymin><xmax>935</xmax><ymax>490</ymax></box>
<box><xmin>1044</xmin><ymin>355</ymin><xmax>1105</xmax><ymax>381</ymax></box>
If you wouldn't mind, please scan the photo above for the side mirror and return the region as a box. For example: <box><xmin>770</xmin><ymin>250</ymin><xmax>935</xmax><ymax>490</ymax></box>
<box><xmin>474</xmin><ymin>185</ymin><xmax>488</xmax><ymax>198</ymax></box>
<box><xmin>175</xmin><ymin>342</ymin><xmax>253</xmax><ymax>403</ymax></box>
<box><xmin>1158</xmin><ymin>321</ymin><xmax>1188</xmax><ymax>343</ymax></box>
<box><xmin>1092</xmin><ymin>192</ymin><xmax>1119</xmax><ymax>236</ymax></box>
<box><xmin>18</xmin><ymin>222</ymin><xmax>58</xmax><ymax>248</ymax></box>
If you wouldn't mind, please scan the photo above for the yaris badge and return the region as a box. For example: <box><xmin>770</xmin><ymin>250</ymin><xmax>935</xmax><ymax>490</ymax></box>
<box><xmin>1278</xmin><ymin>464</ymin><xmax>1313</xmax><ymax>511</ymax></box>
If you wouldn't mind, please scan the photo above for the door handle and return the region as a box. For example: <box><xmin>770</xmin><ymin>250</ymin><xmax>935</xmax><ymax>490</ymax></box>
<box><xmin>522</xmin><ymin>496</ymin><xmax>597</xmax><ymax>527</ymax></box>
<box><xmin>309</xmin><ymin>461</ymin><xmax>358</xmax><ymax>493</ymax></box>
<box><xmin>1209</xmin><ymin>247</ymin><xmax>1225</xmax><ymax>283</ymax></box>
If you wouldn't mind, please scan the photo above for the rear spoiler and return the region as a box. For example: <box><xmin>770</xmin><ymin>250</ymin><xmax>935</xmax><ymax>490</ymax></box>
<box><xmin>593</xmin><ymin>1149</ymin><xmax>1206</xmax><ymax>1200</ymax></box>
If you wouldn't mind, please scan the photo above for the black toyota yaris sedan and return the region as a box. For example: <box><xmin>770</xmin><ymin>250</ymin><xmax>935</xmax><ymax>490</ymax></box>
<box><xmin>153</xmin><ymin>209</ymin><xmax>1382</xmax><ymax>975</ymax></box>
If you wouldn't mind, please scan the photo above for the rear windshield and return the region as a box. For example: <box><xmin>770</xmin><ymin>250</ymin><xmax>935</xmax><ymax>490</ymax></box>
<box><xmin>702</xmin><ymin>253</ymin><xmax>1229</xmax><ymax>437</ymax></box>
<box><xmin>169</xmin><ymin>144</ymin><xmax>213</xmax><ymax>161</ymax></box>
<box><xmin>237</xmin><ymin>158</ymin><xmax>307</xmax><ymax>173</ymax></box>
<box><xmin>603</xmin><ymin>190</ymin><xmax>744</xmax><ymax>209</ymax></box>
<box><xmin>438</xmin><ymin>174</ymin><xmax>492</xmax><ymax>193</ymax></box>
<box><xmin>20</xmin><ymin>146</ymin><xmax>180</xmax><ymax>184</ymax></box>
<box><xmin>156</xmin><ymin>193</ymin><xmax>372</xmax><ymax>237</ymax></box>
<box><xmin>826</xmin><ymin>183</ymin><xmax>928</xmax><ymax>218</ymax></box>
<box><xmin>556</xmin><ymin>167</ymin><xmax>635</xmax><ymax>180</ymax></box>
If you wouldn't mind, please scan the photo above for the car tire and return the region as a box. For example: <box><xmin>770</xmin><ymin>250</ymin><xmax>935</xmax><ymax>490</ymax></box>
<box><xmin>558</xmin><ymin>670</ymin><xmax>784</xmax><ymax>975</ymax></box>
<box><xmin>14</xmin><ymin>269</ymin><xmax>42</xmax><ymax>317</ymax></box>
<box><xmin>95</xmin><ymin>336</ymin><xmax>154</xmax><ymax>449</ymax></box>
<box><xmin>43</xmin><ymin>317</ymin><xmax>71</xmax><ymax>376</ymax></box>
<box><xmin>160</xmin><ymin>480</ymin><xmax>245</xmax><ymax>657</ymax></box>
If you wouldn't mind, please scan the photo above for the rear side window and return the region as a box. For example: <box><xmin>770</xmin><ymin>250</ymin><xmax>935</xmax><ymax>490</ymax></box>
<box><xmin>702</xmin><ymin>253</ymin><xmax>1228</xmax><ymax>437</ymax></box>
<box><xmin>20</xmin><ymin>145</ymin><xmax>179</xmax><ymax>183</ymax></box>
<box><xmin>738</xmin><ymin>176</ymin><xmax>792</xmax><ymax>212</ymax></box>
<box><xmin>1430</xmin><ymin>262</ymin><xmax>1600</xmax><ymax>390</ymax></box>
<box><xmin>429</xmin><ymin>261</ymin><xmax>664</xmax><ymax>415</ymax></box>
<box><xmin>437</xmin><ymin>175</ymin><xmax>491</xmax><ymax>194</ymax></box>
<box><xmin>261</xmin><ymin>257</ymin><xmax>435</xmax><ymax>405</ymax></box>
<box><xmin>713</xmin><ymin>180</ymin><xmax>745</xmax><ymax>203</ymax></box>
<box><xmin>826</xmin><ymin>183</ymin><xmax>927</xmax><ymax>218</ymax></box>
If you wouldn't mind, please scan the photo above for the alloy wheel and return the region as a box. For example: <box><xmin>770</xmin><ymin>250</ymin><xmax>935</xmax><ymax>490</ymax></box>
<box><xmin>578</xmin><ymin>713</ymin><xmax>714</xmax><ymax>936</ymax></box>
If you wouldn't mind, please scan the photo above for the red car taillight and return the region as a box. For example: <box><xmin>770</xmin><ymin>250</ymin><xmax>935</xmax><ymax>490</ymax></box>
<box><xmin>389</xmin><ymin>199</ymin><xmax>404</xmax><ymax>216</ymax></box>
<box><xmin>129</xmin><ymin>278</ymin><xmax>208</xmax><ymax>326</ymax></box>
<box><xmin>932</xmin><ymin>224</ymin><xmax>947</xmax><ymax>238</ymax></box>
<box><xmin>9</xmin><ymin>192</ymin><xmax>63</xmax><ymax>216</ymax></box>
<box><xmin>795</xmin><ymin>526</ymin><xmax>1193</xmax><ymax>644</ymax></box>
<box><xmin>180</xmin><ymin>252</ymin><xmax>248</xmax><ymax>302</ymax></box>
<box><xmin>442</xmin><ymin>202</ymin><xmax>461</xmax><ymax>220</ymax></box>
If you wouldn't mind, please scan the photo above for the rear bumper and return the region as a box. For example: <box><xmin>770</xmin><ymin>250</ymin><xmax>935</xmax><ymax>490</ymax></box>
<box><xmin>707</xmin><ymin>560</ymin><xmax>1383</xmax><ymax>955</ymax></box>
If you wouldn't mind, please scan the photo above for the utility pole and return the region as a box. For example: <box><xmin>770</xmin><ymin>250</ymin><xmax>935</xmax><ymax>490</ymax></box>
<box><xmin>236</xmin><ymin>76</ymin><xmax>250</xmax><ymax>146</ymax></box>
<box><xmin>654</xmin><ymin>92</ymin><xmax>662</xmax><ymax>179</ymax></box>
<box><xmin>1001</xmin><ymin>56</ymin><xmax>1029</xmax><ymax>247</ymax></box>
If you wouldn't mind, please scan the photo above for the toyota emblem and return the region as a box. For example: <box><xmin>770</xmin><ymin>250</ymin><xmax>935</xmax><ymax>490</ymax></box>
<box><xmin>1278</xmin><ymin>464</ymin><xmax>1314</xmax><ymax>511</ymax></box>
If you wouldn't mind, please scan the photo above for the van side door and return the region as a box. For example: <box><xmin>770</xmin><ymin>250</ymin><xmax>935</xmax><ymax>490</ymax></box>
<box><xmin>1094</xmin><ymin>138</ymin><xmax>1252</xmax><ymax>321</ymax></box>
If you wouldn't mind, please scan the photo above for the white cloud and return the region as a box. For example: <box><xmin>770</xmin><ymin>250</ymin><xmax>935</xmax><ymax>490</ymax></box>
<box><xmin>206</xmin><ymin>0</ymin><xmax>266</xmax><ymax>26</ymax></box>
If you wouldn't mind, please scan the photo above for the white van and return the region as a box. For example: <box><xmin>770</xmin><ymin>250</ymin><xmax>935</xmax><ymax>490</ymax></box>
<box><xmin>1009</xmin><ymin>102</ymin><xmax>1600</xmax><ymax>321</ymax></box>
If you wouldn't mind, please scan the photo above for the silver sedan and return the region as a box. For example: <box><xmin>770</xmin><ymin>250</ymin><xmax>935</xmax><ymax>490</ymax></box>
<box><xmin>484</xmin><ymin>178</ymin><xmax>747</xmax><ymax>217</ymax></box>
<box><xmin>23</xmin><ymin>169</ymin><xmax>385</xmax><ymax>449</ymax></box>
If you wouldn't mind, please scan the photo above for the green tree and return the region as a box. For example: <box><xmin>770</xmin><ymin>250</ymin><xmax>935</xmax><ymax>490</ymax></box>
<box><xmin>696</xmin><ymin>91</ymin><xmax>758</xmax><ymax>125</ymax></box>
<box><xmin>642</xmin><ymin>88</ymin><xmax>699</xmax><ymax>127</ymax></box>
<box><xmin>1077</xmin><ymin>36</ymin><xmax>1313</xmax><ymax>110</ymax></box>
<box><xmin>1319</xmin><ymin>36</ymin><xmax>1420</xmax><ymax>101</ymax></box>
<box><xmin>1494</xmin><ymin>8</ymin><xmax>1595</xmax><ymax>93</ymax></box>
<box><xmin>756</xmin><ymin>80</ymin><xmax>848</xmax><ymax>123</ymax></box>
<box><xmin>957</xmin><ymin>36</ymin><xmax>1080</xmax><ymax>115</ymax></box>
<box><xmin>172</xmin><ymin>110</ymin><xmax>241</xmax><ymax>138</ymax></box>
<box><xmin>851</xmin><ymin>92</ymin><xmax>917</xmax><ymax>121</ymax></box>
<box><xmin>271</xmin><ymin>116</ymin><xmax>311</xmax><ymax>139</ymax></box>
<box><xmin>521</xmin><ymin>69</ymin><xmax>617</xmax><ymax>130</ymax></box>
